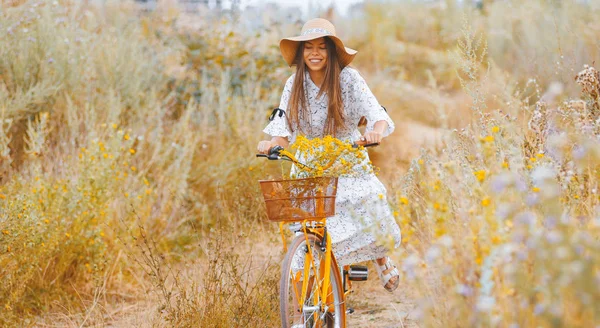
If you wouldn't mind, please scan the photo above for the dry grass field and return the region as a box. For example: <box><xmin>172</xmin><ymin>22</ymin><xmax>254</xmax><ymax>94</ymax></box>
<box><xmin>1</xmin><ymin>0</ymin><xmax>600</xmax><ymax>326</ymax></box>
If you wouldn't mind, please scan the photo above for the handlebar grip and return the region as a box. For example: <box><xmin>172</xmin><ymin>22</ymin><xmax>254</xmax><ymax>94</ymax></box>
<box><xmin>256</xmin><ymin>145</ymin><xmax>284</xmax><ymax>160</ymax></box>
<box><xmin>352</xmin><ymin>140</ymin><xmax>380</xmax><ymax>148</ymax></box>
<box><xmin>270</xmin><ymin>145</ymin><xmax>284</xmax><ymax>155</ymax></box>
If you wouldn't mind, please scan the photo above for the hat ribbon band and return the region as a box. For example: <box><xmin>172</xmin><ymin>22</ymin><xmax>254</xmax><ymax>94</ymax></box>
<box><xmin>301</xmin><ymin>28</ymin><xmax>332</xmax><ymax>36</ymax></box>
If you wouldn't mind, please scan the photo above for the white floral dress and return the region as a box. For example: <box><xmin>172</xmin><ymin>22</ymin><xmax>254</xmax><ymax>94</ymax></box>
<box><xmin>263</xmin><ymin>67</ymin><xmax>402</xmax><ymax>267</ymax></box>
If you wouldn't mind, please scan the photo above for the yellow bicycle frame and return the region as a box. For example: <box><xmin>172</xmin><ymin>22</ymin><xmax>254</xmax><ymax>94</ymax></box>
<box><xmin>285</xmin><ymin>218</ymin><xmax>337</xmax><ymax>325</ymax></box>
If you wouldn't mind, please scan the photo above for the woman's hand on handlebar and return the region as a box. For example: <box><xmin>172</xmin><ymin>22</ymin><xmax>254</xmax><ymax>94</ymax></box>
<box><xmin>362</xmin><ymin>131</ymin><xmax>383</xmax><ymax>144</ymax></box>
<box><xmin>360</xmin><ymin>121</ymin><xmax>388</xmax><ymax>145</ymax></box>
<box><xmin>257</xmin><ymin>136</ymin><xmax>290</xmax><ymax>154</ymax></box>
<box><xmin>257</xmin><ymin>140</ymin><xmax>277</xmax><ymax>154</ymax></box>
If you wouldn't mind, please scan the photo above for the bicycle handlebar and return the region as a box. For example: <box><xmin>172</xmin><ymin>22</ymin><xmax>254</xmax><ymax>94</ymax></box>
<box><xmin>353</xmin><ymin>140</ymin><xmax>380</xmax><ymax>148</ymax></box>
<box><xmin>255</xmin><ymin>141</ymin><xmax>379</xmax><ymax>161</ymax></box>
<box><xmin>255</xmin><ymin>145</ymin><xmax>285</xmax><ymax>160</ymax></box>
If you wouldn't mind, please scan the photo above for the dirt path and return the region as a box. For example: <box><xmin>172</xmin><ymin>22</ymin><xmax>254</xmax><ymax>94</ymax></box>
<box><xmin>255</xmin><ymin>240</ymin><xmax>420</xmax><ymax>327</ymax></box>
<box><xmin>346</xmin><ymin>277</ymin><xmax>418</xmax><ymax>328</ymax></box>
<box><xmin>258</xmin><ymin>240</ymin><xmax>420</xmax><ymax>328</ymax></box>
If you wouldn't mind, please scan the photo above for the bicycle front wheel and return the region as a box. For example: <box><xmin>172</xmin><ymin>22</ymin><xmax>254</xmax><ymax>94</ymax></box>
<box><xmin>280</xmin><ymin>233</ymin><xmax>346</xmax><ymax>328</ymax></box>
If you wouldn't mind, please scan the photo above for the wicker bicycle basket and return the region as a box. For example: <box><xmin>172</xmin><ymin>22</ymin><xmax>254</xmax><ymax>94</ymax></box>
<box><xmin>259</xmin><ymin>177</ymin><xmax>338</xmax><ymax>222</ymax></box>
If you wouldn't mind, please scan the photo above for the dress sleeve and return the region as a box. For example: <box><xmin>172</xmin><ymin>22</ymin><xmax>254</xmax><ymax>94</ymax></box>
<box><xmin>348</xmin><ymin>69</ymin><xmax>395</xmax><ymax>137</ymax></box>
<box><xmin>263</xmin><ymin>75</ymin><xmax>294</xmax><ymax>139</ymax></box>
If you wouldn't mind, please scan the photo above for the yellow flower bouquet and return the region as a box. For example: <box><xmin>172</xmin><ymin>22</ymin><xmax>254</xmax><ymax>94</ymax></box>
<box><xmin>280</xmin><ymin>135</ymin><xmax>376</xmax><ymax>178</ymax></box>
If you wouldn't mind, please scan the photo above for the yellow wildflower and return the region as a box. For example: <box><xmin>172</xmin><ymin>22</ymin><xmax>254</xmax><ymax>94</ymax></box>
<box><xmin>532</xmin><ymin>187</ymin><xmax>540</xmax><ymax>193</ymax></box>
<box><xmin>491</xmin><ymin>126</ymin><xmax>500</xmax><ymax>133</ymax></box>
<box><xmin>399</xmin><ymin>197</ymin><xmax>409</xmax><ymax>205</ymax></box>
<box><xmin>474</xmin><ymin>170</ymin><xmax>486</xmax><ymax>182</ymax></box>
<box><xmin>481</xmin><ymin>197</ymin><xmax>491</xmax><ymax>207</ymax></box>
<box><xmin>124</xmin><ymin>134</ymin><xmax>130</xmax><ymax>141</ymax></box>
<box><xmin>435</xmin><ymin>227</ymin><xmax>446</xmax><ymax>237</ymax></box>
<box><xmin>129</xmin><ymin>148</ymin><xmax>136</xmax><ymax>154</ymax></box>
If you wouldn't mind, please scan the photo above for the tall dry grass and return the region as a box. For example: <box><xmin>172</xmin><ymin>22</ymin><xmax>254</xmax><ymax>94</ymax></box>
<box><xmin>0</xmin><ymin>0</ymin><xmax>284</xmax><ymax>325</ymax></box>
<box><xmin>388</xmin><ymin>23</ymin><xmax>600</xmax><ymax>327</ymax></box>
<box><xmin>1</xmin><ymin>0</ymin><xmax>599</xmax><ymax>326</ymax></box>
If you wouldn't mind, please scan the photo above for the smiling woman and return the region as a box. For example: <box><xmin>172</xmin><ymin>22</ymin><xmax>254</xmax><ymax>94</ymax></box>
<box><xmin>304</xmin><ymin>38</ymin><xmax>328</xmax><ymax>74</ymax></box>
<box><xmin>286</xmin><ymin>35</ymin><xmax>347</xmax><ymax>137</ymax></box>
<box><xmin>256</xmin><ymin>18</ymin><xmax>402</xmax><ymax>298</ymax></box>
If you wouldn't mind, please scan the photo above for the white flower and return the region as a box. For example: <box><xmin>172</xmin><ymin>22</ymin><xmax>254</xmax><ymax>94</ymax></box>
<box><xmin>531</xmin><ymin>166</ymin><xmax>556</xmax><ymax>184</ymax></box>
<box><xmin>515</xmin><ymin>211</ymin><xmax>536</xmax><ymax>227</ymax></box>
<box><xmin>546</xmin><ymin>230</ymin><xmax>563</xmax><ymax>244</ymax></box>
<box><xmin>425</xmin><ymin>246</ymin><xmax>441</xmax><ymax>263</ymax></box>
<box><xmin>476</xmin><ymin>296</ymin><xmax>495</xmax><ymax>312</ymax></box>
<box><xmin>456</xmin><ymin>284</ymin><xmax>473</xmax><ymax>296</ymax></box>
<box><xmin>439</xmin><ymin>235</ymin><xmax>453</xmax><ymax>247</ymax></box>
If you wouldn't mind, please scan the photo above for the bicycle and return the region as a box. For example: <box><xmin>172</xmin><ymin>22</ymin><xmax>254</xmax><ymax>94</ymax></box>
<box><xmin>256</xmin><ymin>140</ymin><xmax>378</xmax><ymax>328</ymax></box>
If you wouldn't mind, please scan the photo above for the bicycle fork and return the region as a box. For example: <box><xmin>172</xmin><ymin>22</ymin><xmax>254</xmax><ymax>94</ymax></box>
<box><xmin>298</xmin><ymin>225</ymin><xmax>335</xmax><ymax>324</ymax></box>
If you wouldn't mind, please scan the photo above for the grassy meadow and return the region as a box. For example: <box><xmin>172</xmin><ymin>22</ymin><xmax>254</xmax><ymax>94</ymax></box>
<box><xmin>1</xmin><ymin>0</ymin><xmax>600</xmax><ymax>326</ymax></box>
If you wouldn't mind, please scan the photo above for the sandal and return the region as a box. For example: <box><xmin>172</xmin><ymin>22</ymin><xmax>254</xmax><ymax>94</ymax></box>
<box><xmin>374</xmin><ymin>257</ymin><xmax>399</xmax><ymax>292</ymax></box>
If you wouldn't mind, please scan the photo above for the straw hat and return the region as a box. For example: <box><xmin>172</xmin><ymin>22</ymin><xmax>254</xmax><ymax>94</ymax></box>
<box><xmin>279</xmin><ymin>18</ymin><xmax>357</xmax><ymax>68</ymax></box>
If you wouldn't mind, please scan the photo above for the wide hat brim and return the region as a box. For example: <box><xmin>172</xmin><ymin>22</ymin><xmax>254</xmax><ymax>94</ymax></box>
<box><xmin>280</xmin><ymin>34</ymin><xmax>357</xmax><ymax>68</ymax></box>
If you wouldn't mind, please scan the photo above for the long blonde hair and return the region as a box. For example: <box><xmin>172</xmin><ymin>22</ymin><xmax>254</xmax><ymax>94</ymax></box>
<box><xmin>287</xmin><ymin>37</ymin><xmax>346</xmax><ymax>137</ymax></box>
